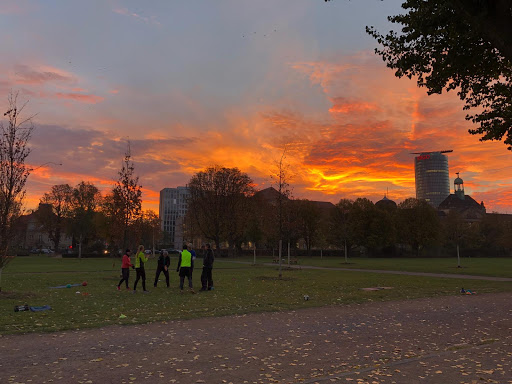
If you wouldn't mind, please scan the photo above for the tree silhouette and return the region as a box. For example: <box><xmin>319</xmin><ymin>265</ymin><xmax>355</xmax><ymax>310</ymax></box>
<box><xmin>106</xmin><ymin>142</ymin><xmax>142</xmax><ymax>250</ymax></box>
<box><xmin>0</xmin><ymin>92</ymin><xmax>34</xmax><ymax>291</ymax></box>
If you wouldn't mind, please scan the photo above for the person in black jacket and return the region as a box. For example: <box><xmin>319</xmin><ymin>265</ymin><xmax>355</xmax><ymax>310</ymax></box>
<box><xmin>154</xmin><ymin>250</ymin><xmax>171</xmax><ymax>288</ymax></box>
<box><xmin>200</xmin><ymin>243</ymin><xmax>215</xmax><ymax>291</ymax></box>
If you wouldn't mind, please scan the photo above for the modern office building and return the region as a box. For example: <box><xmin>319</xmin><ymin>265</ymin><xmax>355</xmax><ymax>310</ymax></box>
<box><xmin>412</xmin><ymin>150</ymin><xmax>452</xmax><ymax>208</ymax></box>
<box><xmin>159</xmin><ymin>186</ymin><xmax>189</xmax><ymax>247</ymax></box>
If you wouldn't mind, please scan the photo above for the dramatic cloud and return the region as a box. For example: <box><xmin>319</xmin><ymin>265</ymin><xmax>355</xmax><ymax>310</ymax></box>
<box><xmin>13</xmin><ymin>64</ymin><xmax>74</xmax><ymax>85</ymax></box>
<box><xmin>3</xmin><ymin>5</ymin><xmax>510</xmax><ymax>215</ymax></box>
<box><xmin>231</xmin><ymin>53</ymin><xmax>512</xmax><ymax>212</ymax></box>
<box><xmin>1</xmin><ymin>63</ymin><xmax>104</xmax><ymax>108</ymax></box>
<box><xmin>25</xmin><ymin>124</ymin><xmax>198</xmax><ymax>211</ymax></box>
<box><xmin>15</xmin><ymin>52</ymin><xmax>512</xmax><ymax>214</ymax></box>
<box><xmin>329</xmin><ymin>97</ymin><xmax>380</xmax><ymax>114</ymax></box>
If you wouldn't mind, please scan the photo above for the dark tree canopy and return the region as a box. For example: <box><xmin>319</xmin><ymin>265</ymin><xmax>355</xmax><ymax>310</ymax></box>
<box><xmin>366</xmin><ymin>0</ymin><xmax>512</xmax><ymax>149</ymax></box>
<box><xmin>397</xmin><ymin>198</ymin><xmax>440</xmax><ymax>254</ymax></box>
<box><xmin>68</xmin><ymin>181</ymin><xmax>102</xmax><ymax>255</ymax></box>
<box><xmin>449</xmin><ymin>0</ymin><xmax>512</xmax><ymax>63</ymax></box>
<box><xmin>188</xmin><ymin>166</ymin><xmax>255</xmax><ymax>250</ymax></box>
<box><xmin>38</xmin><ymin>184</ymin><xmax>73</xmax><ymax>250</ymax></box>
<box><xmin>115</xmin><ymin>146</ymin><xmax>142</xmax><ymax>245</ymax></box>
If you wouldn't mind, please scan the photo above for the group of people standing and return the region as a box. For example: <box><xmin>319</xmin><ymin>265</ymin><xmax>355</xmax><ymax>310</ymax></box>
<box><xmin>116</xmin><ymin>243</ymin><xmax>215</xmax><ymax>294</ymax></box>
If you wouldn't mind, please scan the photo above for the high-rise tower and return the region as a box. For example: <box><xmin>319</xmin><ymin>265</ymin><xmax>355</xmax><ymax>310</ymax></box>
<box><xmin>412</xmin><ymin>150</ymin><xmax>452</xmax><ymax>208</ymax></box>
<box><xmin>159</xmin><ymin>186</ymin><xmax>190</xmax><ymax>247</ymax></box>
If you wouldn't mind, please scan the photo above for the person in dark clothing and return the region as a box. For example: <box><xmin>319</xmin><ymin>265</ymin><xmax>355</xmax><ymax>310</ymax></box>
<box><xmin>154</xmin><ymin>250</ymin><xmax>170</xmax><ymax>287</ymax></box>
<box><xmin>188</xmin><ymin>243</ymin><xmax>196</xmax><ymax>274</ymax></box>
<box><xmin>200</xmin><ymin>243</ymin><xmax>215</xmax><ymax>291</ymax></box>
<box><xmin>176</xmin><ymin>244</ymin><xmax>195</xmax><ymax>293</ymax></box>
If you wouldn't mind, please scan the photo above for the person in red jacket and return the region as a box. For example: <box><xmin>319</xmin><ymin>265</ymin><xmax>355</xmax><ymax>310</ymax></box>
<box><xmin>117</xmin><ymin>249</ymin><xmax>134</xmax><ymax>290</ymax></box>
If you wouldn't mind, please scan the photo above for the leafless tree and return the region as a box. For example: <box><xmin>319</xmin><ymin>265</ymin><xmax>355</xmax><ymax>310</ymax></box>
<box><xmin>0</xmin><ymin>92</ymin><xmax>34</xmax><ymax>291</ymax></box>
<box><xmin>271</xmin><ymin>146</ymin><xmax>293</xmax><ymax>241</ymax></box>
<box><xmin>104</xmin><ymin>142</ymin><xmax>142</xmax><ymax>251</ymax></box>
<box><xmin>270</xmin><ymin>146</ymin><xmax>294</xmax><ymax>278</ymax></box>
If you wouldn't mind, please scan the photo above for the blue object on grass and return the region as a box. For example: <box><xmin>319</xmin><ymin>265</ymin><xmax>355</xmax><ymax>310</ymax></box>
<box><xmin>29</xmin><ymin>305</ymin><xmax>52</xmax><ymax>312</ymax></box>
<box><xmin>50</xmin><ymin>283</ymin><xmax>82</xmax><ymax>289</ymax></box>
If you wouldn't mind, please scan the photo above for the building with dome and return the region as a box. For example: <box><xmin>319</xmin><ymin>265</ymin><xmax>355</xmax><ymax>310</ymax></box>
<box><xmin>438</xmin><ymin>173</ymin><xmax>486</xmax><ymax>222</ymax></box>
<box><xmin>375</xmin><ymin>195</ymin><xmax>397</xmax><ymax>211</ymax></box>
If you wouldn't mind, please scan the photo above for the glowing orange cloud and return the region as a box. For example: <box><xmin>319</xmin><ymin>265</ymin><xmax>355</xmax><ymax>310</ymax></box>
<box><xmin>329</xmin><ymin>97</ymin><xmax>379</xmax><ymax>114</ymax></box>
<box><xmin>129</xmin><ymin>76</ymin><xmax>511</xmax><ymax>212</ymax></box>
<box><xmin>18</xmin><ymin>54</ymin><xmax>512</xmax><ymax>214</ymax></box>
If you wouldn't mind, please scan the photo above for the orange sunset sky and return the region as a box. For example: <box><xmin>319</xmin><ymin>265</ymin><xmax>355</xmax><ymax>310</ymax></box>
<box><xmin>1</xmin><ymin>1</ymin><xmax>512</xmax><ymax>213</ymax></box>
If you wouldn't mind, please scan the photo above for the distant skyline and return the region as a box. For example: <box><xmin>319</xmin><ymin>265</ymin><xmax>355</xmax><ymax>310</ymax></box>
<box><xmin>1</xmin><ymin>0</ymin><xmax>511</xmax><ymax>213</ymax></box>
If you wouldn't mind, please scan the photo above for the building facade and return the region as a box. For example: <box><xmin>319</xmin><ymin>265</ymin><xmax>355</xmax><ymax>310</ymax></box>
<box><xmin>15</xmin><ymin>204</ymin><xmax>73</xmax><ymax>251</ymax></box>
<box><xmin>159</xmin><ymin>186</ymin><xmax>189</xmax><ymax>247</ymax></box>
<box><xmin>438</xmin><ymin>174</ymin><xmax>486</xmax><ymax>222</ymax></box>
<box><xmin>414</xmin><ymin>151</ymin><xmax>451</xmax><ymax>208</ymax></box>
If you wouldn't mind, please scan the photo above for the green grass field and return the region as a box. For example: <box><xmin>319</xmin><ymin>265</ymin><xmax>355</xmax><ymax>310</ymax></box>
<box><xmin>241</xmin><ymin>255</ymin><xmax>512</xmax><ymax>278</ymax></box>
<box><xmin>1</xmin><ymin>256</ymin><xmax>512</xmax><ymax>335</ymax></box>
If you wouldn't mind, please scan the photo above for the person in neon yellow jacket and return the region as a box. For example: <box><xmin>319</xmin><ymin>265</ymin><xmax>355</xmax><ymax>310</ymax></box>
<box><xmin>133</xmin><ymin>245</ymin><xmax>150</xmax><ymax>293</ymax></box>
<box><xmin>176</xmin><ymin>244</ymin><xmax>195</xmax><ymax>293</ymax></box>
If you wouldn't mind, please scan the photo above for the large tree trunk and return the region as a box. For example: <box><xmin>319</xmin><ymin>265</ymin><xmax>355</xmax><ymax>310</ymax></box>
<box><xmin>278</xmin><ymin>239</ymin><xmax>282</xmax><ymax>279</ymax></box>
<box><xmin>287</xmin><ymin>241</ymin><xmax>290</xmax><ymax>266</ymax></box>
<box><xmin>54</xmin><ymin>226</ymin><xmax>61</xmax><ymax>251</ymax></box>
<box><xmin>78</xmin><ymin>234</ymin><xmax>83</xmax><ymax>259</ymax></box>
<box><xmin>214</xmin><ymin>236</ymin><xmax>220</xmax><ymax>253</ymax></box>
<box><xmin>457</xmin><ymin>243</ymin><xmax>461</xmax><ymax>268</ymax></box>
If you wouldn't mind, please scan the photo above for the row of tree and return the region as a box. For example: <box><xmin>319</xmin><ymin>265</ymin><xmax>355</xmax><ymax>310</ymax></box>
<box><xmin>330</xmin><ymin>197</ymin><xmax>512</xmax><ymax>259</ymax></box>
<box><xmin>184</xmin><ymin>167</ymin><xmax>512</xmax><ymax>258</ymax></box>
<box><xmin>23</xmin><ymin>164</ymin><xmax>512</xmax><ymax>261</ymax></box>
<box><xmin>0</xmin><ymin>91</ymin><xmax>158</xmax><ymax>292</ymax></box>
<box><xmin>31</xmin><ymin>183</ymin><xmax>161</xmax><ymax>256</ymax></box>
<box><xmin>27</xmin><ymin>147</ymin><xmax>161</xmax><ymax>257</ymax></box>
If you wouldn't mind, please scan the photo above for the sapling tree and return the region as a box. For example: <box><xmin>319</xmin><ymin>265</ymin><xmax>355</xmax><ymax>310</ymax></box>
<box><xmin>0</xmin><ymin>92</ymin><xmax>34</xmax><ymax>291</ymax></box>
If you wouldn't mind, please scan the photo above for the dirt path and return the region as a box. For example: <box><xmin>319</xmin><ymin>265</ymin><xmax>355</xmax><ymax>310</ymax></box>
<box><xmin>1</xmin><ymin>292</ymin><xmax>512</xmax><ymax>383</ymax></box>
